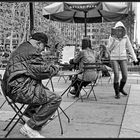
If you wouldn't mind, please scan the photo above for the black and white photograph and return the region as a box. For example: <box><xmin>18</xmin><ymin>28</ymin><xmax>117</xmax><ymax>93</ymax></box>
<box><xmin>0</xmin><ymin>1</ymin><xmax>140</xmax><ymax>138</ymax></box>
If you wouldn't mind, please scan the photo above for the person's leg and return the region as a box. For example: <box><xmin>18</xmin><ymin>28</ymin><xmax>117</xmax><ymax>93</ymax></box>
<box><xmin>70</xmin><ymin>76</ymin><xmax>90</xmax><ymax>97</ymax></box>
<box><xmin>119</xmin><ymin>60</ymin><xmax>128</xmax><ymax>95</ymax></box>
<box><xmin>24</xmin><ymin>104</ymin><xmax>40</xmax><ymax>118</ymax></box>
<box><xmin>26</xmin><ymin>90</ymin><xmax>62</xmax><ymax>131</ymax></box>
<box><xmin>8</xmin><ymin>76</ymin><xmax>61</xmax><ymax>138</ymax></box>
<box><xmin>70</xmin><ymin>78</ymin><xmax>82</xmax><ymax>96</ymax></box>
<box><xmin>20</xmin><ymin>87</ymin><xmax>62</xmax><ymax>138</ymax></box>
<box><xmin>70</xmin><ymin>76</ymin><xmax>79</xmax><ymax>95</ymax></box>
<box><xmin>111</xmin><ymin>60</ymin><xmax>120</xmax><ymax>99</ymax></box>
<box><xmin>74</xmin><ymin>80</ymin><xmax>91</xmax><ymax>97</ymax></box>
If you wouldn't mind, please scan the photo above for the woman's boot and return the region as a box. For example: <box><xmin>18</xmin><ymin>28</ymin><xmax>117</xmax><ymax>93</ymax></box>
<box><xmin>70</xmin><ymin>77</ymin><xmax>78</xmax><ymax>95</ymax></box>
<box><xmin>74</xmin><ymin>79</ymin><xmax>83</xmax><ymax>97</ymax></box>
<box><xmin>119</xmin><ymin>80</ymin><xmax>127</xmax><ymax>96</ymax></box>
<box><xmin>70</xmin><ymin>79</ymin><xmax>81</xmax><ymax>96</ymax></box>
<box><xmin>113</xmin><ymin>82</ymin><xmax>120</xmax><ymax>99</ymax></box>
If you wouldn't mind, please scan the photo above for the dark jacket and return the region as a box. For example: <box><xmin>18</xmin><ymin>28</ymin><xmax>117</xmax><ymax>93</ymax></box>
<box><xmin>1</xmin><ymin>42</ymin><xmax>59</xmax><ymax>104</ymax></box>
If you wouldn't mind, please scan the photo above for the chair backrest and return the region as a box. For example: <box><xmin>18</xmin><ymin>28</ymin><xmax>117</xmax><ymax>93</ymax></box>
<box><xmin>81</xmin><ymin>62</ymin><xmax>103</xmax><ymax>82</ymax></box>
<box><xmin>83</xmin><ymin>62</ymin><xmax>103</xmax><ymax>71</ymax></box>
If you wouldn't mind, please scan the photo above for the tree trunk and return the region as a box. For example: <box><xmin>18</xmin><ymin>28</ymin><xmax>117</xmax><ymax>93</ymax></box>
<box><xmin>10</xmin><ymin>3</ymin><xmax>15</xmax><ymax>51</ymax></box>
<box><xmin>20</xmin><ymin>3</ymin><xmax>28</xmax><ymax>44</ymax></box>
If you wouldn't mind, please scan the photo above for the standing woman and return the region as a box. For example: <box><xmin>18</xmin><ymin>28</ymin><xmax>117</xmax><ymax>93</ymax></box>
<box><xmin>107</xmin><ymin>21</ymin><xmax>138</xmax><ymax>99</ymax></box>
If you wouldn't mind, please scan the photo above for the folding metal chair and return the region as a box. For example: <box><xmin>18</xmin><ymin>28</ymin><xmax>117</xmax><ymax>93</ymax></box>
<box><xmin>57</xmin><ymin>74</ymin><xmax>69</xmax><ymax>83</ymax></box>
<box><xmin>59</xmin><ymin>71</ymin><xmax>81</xmax><ymax>97</ymax></box>
<box><xmin>45</xmin><ymin>75</ymin><xmax>70</xmax><ymax>134</ymax></box>
<box><xmin>1</xmin><ymin>83</ymin><xmax>70</xmax><ymax>137</ymax></box>
<box><xmin>1</xmin><ymin>90</ymin><xmax>30</xmax><ymax>138</ymax></box>
<box><xmin>57</xmin><ymin>64</ymin><xmax>75</xmax><ymax>83</ymax></box>
<box><xmin>75</xmin><ymin>63</ymin><xmax>103</xmax><ymax>102</ymax></box>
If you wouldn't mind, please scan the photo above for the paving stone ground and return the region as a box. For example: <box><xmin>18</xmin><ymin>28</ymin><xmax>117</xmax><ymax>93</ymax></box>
<box><xmin>0</xmin><ymin>69</ymin><xmax>140</xmax><ymax>138</ymax></box>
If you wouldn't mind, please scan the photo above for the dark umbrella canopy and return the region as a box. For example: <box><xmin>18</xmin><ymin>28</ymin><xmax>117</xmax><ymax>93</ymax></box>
<box><xmin>43</xmin><ymin>2</ymin><xmax>102</xmax><ymax>23</ymax></box>
<box><xmin>99</xmin><ymin>2</ymin><xmax>130</xmax><ymax>22</ymax></box>
<box><xmin>42</xmin><ymin>2</ymin><xmax>130</xmax><ymax>22</ymax></box>
<box><xmin>42</xmin><ymin>2</ymin><xmax>130</xmax><ymax>36</ymax></box>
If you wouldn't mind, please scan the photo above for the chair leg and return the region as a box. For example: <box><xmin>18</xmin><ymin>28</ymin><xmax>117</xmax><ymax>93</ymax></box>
<box><xmin>58</xmin><ymin>76</ymin><xmax>67</xmax><ymax>83</ymax></box>
<box><xmin>4</xmin><ymin>104</ymin><xmax>26</xmax><ymax>138</ymax></box>
<box><xmin>92</xmin><ymin>89</ymin><xmax>97</xmax><ymax>101</ymax></box>
<box><xmin>0</xmin><ymin>100</ymin><xmax>6</xmax><ymax>109</ymax></box>
<box><xmin>4</xmin><ymin>109</ymin><xmax>25</xmax><ymax>138</ymax></box>
<box><xmin>63</xmin><ymin>76</ymin><xmax>68</xmax><ymax>83</ymax></box>
<box><xmin>57</xmin><ymin>109</ymin><xmax>63</xmax><ymax>135</ymax></box>
<box><xmin>86</xmin><ymin>83</ymin><xmax>97</xmax><ymax>101</ymax></box>
<box><xmin>3</xmin><ymin>104</ymin><xmax>25</xmax><ymax>131</ymax></box>
<box><xmin>11</xmin><ymin>103</ymin><xmax>27</xmax><ymax>123</ymax></box>
<box><xmin>4</xmin><ymin>104</ymin><xmax>31</xmax><ymax>137</ymax></box>
<box><xmin>59</xmin><ymin>106</ymin><xmax>70</xmax><ymax>123</ymax></box>
<box><xmin>46</xmin><ymin>79</ymin><xmax>51</xmax><ymax>87</ymax></box>
<box><xmin>78</xmin><ymin>86</ymin><xmax>83</xmax><ymax>102</ymax></box>
<box><xmin>56</xmin><ymin>106</ymin><xmax>71</xmax><ymax>135</ymax></box>
<box><xmin>58</xmin><ymin>76</ymin><xmax>62</xmax><ymax>82</ymax></box>
<box><xmin>82</xmin><ymin>87</ymin><xmax>88</xmax><ymax>96</ymax></box>
<box><xmin>48</xmin><ymin>78</ymin><xmax>70</xmax><ymax>135</ymax></box>
<box><xmin>78</xmin><ymin>81</ymin><xmax>91</xmax><ymax>102</ymax></box>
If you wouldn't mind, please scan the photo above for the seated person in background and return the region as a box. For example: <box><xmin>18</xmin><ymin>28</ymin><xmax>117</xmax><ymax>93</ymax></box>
<box><xmin>69</xmin><ymin>37</ymin><xmax>97</xmax><ymax>97</ymax></box>
<box><xmin>1</xmin><ymin>32</ymin><xmax>62</xmax><ymax>138</ymax></box>
<box><xmin>98</xmin><ymin>44</ymin><xmax>110</xmax><ymax>62</ymax></box>
<box><xmin>98</xmin><ymin>44</ymin><xmax>111</xmax><ymax>77</ymax></box>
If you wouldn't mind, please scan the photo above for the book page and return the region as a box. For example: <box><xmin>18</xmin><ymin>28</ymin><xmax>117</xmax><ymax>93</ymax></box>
<box><xmin>61</xmin><ymin>45</ymin><xmax>75</xmax><ymax>64</ymax></box>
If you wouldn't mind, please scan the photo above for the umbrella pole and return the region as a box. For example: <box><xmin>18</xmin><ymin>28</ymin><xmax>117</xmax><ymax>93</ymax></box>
<box><xmin>84</xmin><ymin>11</ymin><xmax>87</xmax><ymax>37</ymax></box>
<box><xmin>98</xmin><ymin>9</ymin><xmax>103</xmax><ymax>23</ymax></box>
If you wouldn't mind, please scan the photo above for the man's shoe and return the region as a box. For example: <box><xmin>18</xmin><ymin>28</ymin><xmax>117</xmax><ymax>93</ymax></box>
<box><xmin>20</xmin><ymin>123</ymin><xmax>45</xmax><ymax>138</ymax></box>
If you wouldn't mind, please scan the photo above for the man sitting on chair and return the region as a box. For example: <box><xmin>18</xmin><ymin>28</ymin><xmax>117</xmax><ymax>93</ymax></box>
<box><xmin>69</xmin><ymin>37</ymin><xmax>97</xmax><ymax>97</ymax></box>
<box><xmin>1</xmin><ymin>32</ymin><xmax>62</xmax><ymax>138</ymax></box>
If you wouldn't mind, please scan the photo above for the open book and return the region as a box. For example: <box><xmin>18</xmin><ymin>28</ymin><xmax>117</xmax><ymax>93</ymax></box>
<box><xmin>61</xmin><ymin>45</ymin><xmax>75</xmax><ymax>64</ymax></box>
